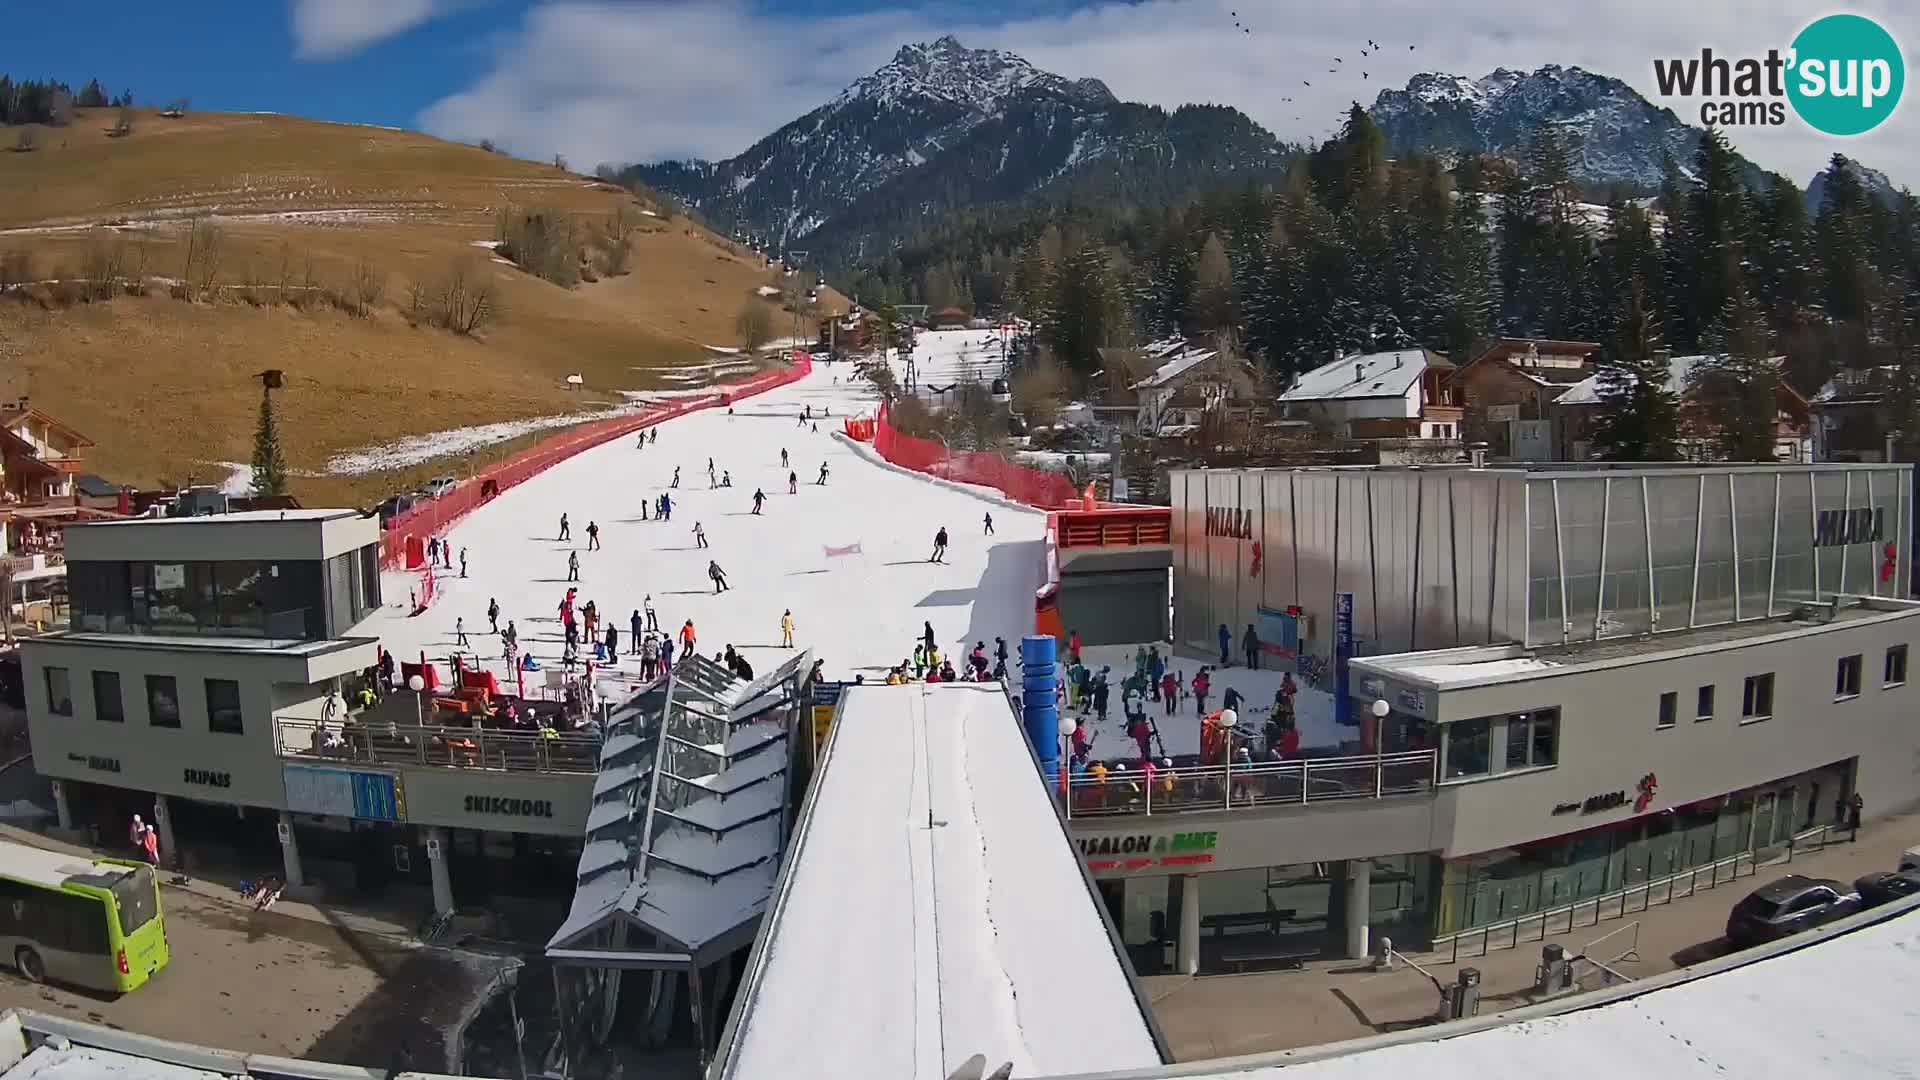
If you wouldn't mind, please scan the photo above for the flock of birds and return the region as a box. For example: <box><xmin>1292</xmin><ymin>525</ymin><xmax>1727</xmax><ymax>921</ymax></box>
<box><xmin>1229</xmin><ymin>11</ymin><xmax>1419</xmax><ymax>125</ymax></box>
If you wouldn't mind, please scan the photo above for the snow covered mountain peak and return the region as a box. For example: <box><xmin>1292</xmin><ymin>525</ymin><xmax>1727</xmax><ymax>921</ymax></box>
<box><xmin>1371</xmin><ymin>64</ymin><xmax>1703</xmax><ymax>189</ymax></box>
<box><xmin>845</xmin><ymin>36</ymin><xmax>1114</xmax><ymax>112</ymax></box>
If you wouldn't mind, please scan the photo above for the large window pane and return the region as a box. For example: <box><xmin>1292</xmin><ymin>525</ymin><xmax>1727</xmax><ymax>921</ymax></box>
<box><xmin>43</xmin><ymin>668</ymin><xmax>72</xmax><ymax>716</ymax></box>
<box><xmin>205</xmin><ymin>678</ymin><xmax>243</xmax><ymax>734</ymax></box>
<box><xmin>214</xmin><ymin>561</ymin><xmax>269</xmax><ymax>635</ymax></box>
<box><xmin>146</xmin><ymin>675</ymin><xmax>180</xmax><ymax>729</ymax></box>
<box><xmin>91</xmin><ymin>670</ymin><xmax>123</xmax><ymax>723</ymax></box>
<box><xmin>1530</xmin><ymin>708</ymin><xmax>1559</xmax><ymax>767</ymax></box>
<box><xmin>1444</xmin><ymin>718</ymin><xmax>1491</xmax><ymax>779</ymax></box>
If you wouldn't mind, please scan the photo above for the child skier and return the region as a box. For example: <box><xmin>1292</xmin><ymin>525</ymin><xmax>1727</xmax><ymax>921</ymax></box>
<box><xmin>693</xmin><ymin>521</ymin><xmax>708</xmax><ymax>549</ymax></box>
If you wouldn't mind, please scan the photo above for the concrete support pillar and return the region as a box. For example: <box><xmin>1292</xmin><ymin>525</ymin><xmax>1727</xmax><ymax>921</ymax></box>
<box><xmin>49</xmin><ymin>781</ymin><xmax>71</xmax><ymax>832</ymax></box>
<box><xmin>1176</xmin><ymin>873</ymin><xmax>1202</xmax><ymax>976</ymax></box>
<box><xmin>1345</xmin><ymin>858</ymin><xmax>1372</xmax><ymax>960</ymax></box>
<box><xmin>276</xmin><ymin>811</ymin><xmax>305</xmax><ymax>888</ymax></box>
<box><xmin>151</xmin><ymin>794</ymin><xmax>178</xmax><ymax>869</ymax></box>
<box><xmin>426</xmin><ymin>827</ymin><xmax>454</xmax><ymax>916</ymax></box>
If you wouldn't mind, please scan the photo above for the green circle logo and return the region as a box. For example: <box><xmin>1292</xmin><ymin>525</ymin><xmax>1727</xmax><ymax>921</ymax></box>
<box><xmin>1787</xmin><ymin>14</ymin><xmax>1904</xmax><ymax>136</ymax></box>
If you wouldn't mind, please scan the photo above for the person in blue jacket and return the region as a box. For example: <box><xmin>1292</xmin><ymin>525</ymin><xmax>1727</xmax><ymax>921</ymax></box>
<box><xmin>1217</xmin><ymin>623</ymin><xmax>1232</xmax><ymax>666</ymax></box>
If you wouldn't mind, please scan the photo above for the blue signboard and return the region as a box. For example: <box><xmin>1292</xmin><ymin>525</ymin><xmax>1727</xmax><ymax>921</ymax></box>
<box><xmin>1255</xmin><ymin>606</ymin><xmax>1299</xmax><ymax>661</ymax></box>
<box><xmin>1333</xmin><ymin>592</ymin><xmax>1355</xmax><ymax>727</ymax></box>
<box><xmin>283</xmin><ymin>765</ymin><xmax>406</xmax><ymax>823</ymax></box>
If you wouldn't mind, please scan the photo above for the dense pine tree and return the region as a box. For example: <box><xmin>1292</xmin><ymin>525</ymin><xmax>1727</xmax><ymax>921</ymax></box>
<box><xmin>1691</xmin><ymin>288</ymin><xmax>1781</xmax><ymax>461</ymax></box>
<box><xmin>1590</xmin><ymin>284</ymin><xmax>1679</xmax><ymax>461</ymax></box>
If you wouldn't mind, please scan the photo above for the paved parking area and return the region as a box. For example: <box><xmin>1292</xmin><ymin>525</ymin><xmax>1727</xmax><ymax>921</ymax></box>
<box><xmin>1147</xmin><ymin>809</ymin><xmax>1920</xmax><ymax>1061</ymax></box>
<box><xmin>0</xmin><ymin>825</ymin><xmax>518</xmax><ymax>1073</ymax></box>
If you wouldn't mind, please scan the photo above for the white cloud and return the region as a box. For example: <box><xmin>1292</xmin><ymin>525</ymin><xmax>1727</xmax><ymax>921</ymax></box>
<box><xmin>420</xmin><ymin>0</ymin><xmax>1920</xmax><ymax>186</ymax></box>
<box><xmin>292</xmin><ymin>0</ymin><xmax>444</xmax><ymax>60</ymax></box>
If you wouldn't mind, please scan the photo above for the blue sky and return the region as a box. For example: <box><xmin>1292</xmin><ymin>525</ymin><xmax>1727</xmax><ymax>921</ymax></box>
<box><xmin>4</xmin><ymin>1</ymin><xmax>1917</xmax><ymax>183</ymax></box>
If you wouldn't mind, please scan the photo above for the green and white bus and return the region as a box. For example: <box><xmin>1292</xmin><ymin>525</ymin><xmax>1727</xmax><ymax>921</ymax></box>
<box><xmin>0</xmin><ymin>840</ymin><xmax>167</xmax><ymax>993</ymax></box>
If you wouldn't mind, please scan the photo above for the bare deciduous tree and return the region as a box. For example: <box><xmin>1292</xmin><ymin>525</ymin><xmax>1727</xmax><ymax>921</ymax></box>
<box><xmin>433</xmin><ymin>259</ymin><xmax>497</xmax><ymax>336</ymax></box>
<box><xmin>352</xmin><ymin>259</ymin><xmax>385</xmax><ymax>318</ymax></box>
<box><xmin>736</xmin><ymin>301</ymin><xmax>774</xmax><ymax>354</ymax></box>
<box><xmin>80</xmin><ymin>230</ymin><xmax>127</xmax><ymax>299</ymax></box>
<box><xmin>182</xmin><ymin>217</ymin><xmax>225</xmax><ymax>299</ymax></box>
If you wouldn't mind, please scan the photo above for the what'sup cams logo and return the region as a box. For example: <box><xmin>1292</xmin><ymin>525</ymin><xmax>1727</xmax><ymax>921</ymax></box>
<box><xmin>1653</xmin><ymin>14</ymin><xmax>1904</xmax><ymax>135</ymax></box>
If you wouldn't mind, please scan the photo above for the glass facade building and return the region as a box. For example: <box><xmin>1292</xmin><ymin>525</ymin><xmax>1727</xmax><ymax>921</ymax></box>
<box><xmin>65</xmin><ymin>549</ymin><xmax>382</xmax><ymax>641</ymax></box>
<box><xmin>1173</xmin><ymin>464</ymin><xmax>1912</xmax><ymax>661</ymax></box>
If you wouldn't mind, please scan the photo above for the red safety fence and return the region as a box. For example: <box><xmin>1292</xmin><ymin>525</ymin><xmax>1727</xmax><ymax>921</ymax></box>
<box><xmin>870</xmin><ymin>402</ymin><xmax>1083</xmax><ymax>510</ymax></box>
<box><xmin>380</xmin><ymin>358</ymin><xmax>812</xmax><ymax>571</ymax></box>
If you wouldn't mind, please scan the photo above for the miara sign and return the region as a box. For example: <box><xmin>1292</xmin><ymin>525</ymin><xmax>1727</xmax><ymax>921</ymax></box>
<box><xmin>1205</xmin><ymin>507</ymin><xmax>1254</xmax><ymax>539</ymax></box>
<box><xmin>1813</xmin><ymin>507</ymin><xmax>1884</xmax><ymax>548</ymax></box>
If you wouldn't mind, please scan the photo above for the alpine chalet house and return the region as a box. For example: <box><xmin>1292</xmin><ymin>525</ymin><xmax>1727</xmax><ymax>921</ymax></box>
<box><xmin>1276</xmin><ymin>349</ymin><xmax>1462</xmax><ymax>455</ymax></box>
<box><xmin>1808</xmin><ymin>367</ymin><xmax>1897</xmax><ymax>463</ymax></box>
<box><xmin>1448</xmin><ymin>338</ymin><xmax>1601</xmax><ymax>460</ymax></box>
<box><xmin>1554</xmin><ymin>354</ymin><xmax>1813</xmax><ymax>463</ymax></box>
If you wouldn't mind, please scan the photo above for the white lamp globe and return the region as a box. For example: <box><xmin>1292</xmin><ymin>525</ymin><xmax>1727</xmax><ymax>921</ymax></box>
<box><xmin>407</xmin><ymin>674</ymin><xmax>426</xmax><ymax>692</ymax></box>
<box><xmin>1372</xmin><ymin>698</ymin><xmax>1391</xmax><ymax>719</ymax></box>
<box><xmin>1059</xmin><ymin>715</ymin><xmax>1078</xmax><ymax>738</ymax></box>
<box><xmin>1219</xmin><ymin>707</ymin><xmax>1238</xmax><ymax>729</ymax></box>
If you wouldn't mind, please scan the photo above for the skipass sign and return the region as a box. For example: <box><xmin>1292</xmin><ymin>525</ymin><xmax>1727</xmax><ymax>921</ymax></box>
<box><xmin>1652</xmin><ymin>14</ymin><xmax>1904</xmax><ymax>136</ymax></box>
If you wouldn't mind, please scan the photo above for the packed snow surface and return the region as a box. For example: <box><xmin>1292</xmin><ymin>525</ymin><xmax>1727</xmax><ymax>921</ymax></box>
<box><xmin>1195</xmin><ymin>906</ymin><xmax>1920</xmax><ymax>1079</ymax></box>
<box><xmin>370</xmin><ymin>330</ymin><xmax>1050</xmax><ymax>697</ymax></box>
<box><xmin>721</xmin><ymin>683</ymin><xmax>1161</xmax><ymax>1080</ymax></box>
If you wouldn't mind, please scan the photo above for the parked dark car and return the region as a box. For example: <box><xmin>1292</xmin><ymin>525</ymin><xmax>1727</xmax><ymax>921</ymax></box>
<box><xmin>1726</xmin><ymin>875</ymin><xmax>1862</xmax><ymax>947</ymax></box>
<box><xmin>376</xmin><ymin>494</ymin><xmax>416</xmax><ymax>529</ymax></box>
<box><xmin>1854</xmin><ymin>870</ymin><xmax>1920</xmax><ymax>907</ymax></box>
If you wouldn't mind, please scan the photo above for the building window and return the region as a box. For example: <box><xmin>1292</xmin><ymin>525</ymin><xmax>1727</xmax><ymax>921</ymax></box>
<box><xmin>1505</xmin><ymin>708</ymin><xmax>1559</xmax><ymax>769</ymax></box>
<box><xmin>1885</xmin><ymin>645</ymin><xmax>1908</xmax><ymax>687</ymax></box>
<box><xmin>91</xmin><ymin>671</ymin><xmax>124</xmax><ymax>723</ymax></box>
<box><xmin>1442</xmin><ymin>717</ymin><xmax>1492</xmax><ymax>780</ymax></box>
<box><xmin>205</xmin><ymin>679</ymin><xmax>243</xmax><ymax>735</ymax></box>
<box><xmin>1835</xmin><ymin>654</ymin><xmax>1863</xmax><ymax>699</ymax></box>
<box><xmin>1657</xmin><ymin>692</ymin><xmax>1677</xmax><ymax>730</ymax></box>
<box><xmin>1741</xmin><ymin>673</ymin><xmax>1774</xmax><ymax>723</ymax></box>
<box><xmin>146</xmin><ymin>675</ymin><xmax>180</xmax><ymax>729</ymax></box>
<box><xmin>1696</xmin><ymin>684</ymin><xmax>1715</xmax><ymax>722</ymax></box>
<box><xmin>43</xmin><ymin>668</ymin><xmax>72</xmax><ymax>717</ymax></box>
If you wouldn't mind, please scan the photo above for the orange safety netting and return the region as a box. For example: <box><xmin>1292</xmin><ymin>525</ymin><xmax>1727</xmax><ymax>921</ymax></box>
<box><xmin>870</xmin><ymin>402</ymin><xmax>1082</xmax><ymax>510</ymax></box>
<box><xmin>380</xmin><ymin>359</ymin><xmax>811</xmax><ymax>570</ymax></box>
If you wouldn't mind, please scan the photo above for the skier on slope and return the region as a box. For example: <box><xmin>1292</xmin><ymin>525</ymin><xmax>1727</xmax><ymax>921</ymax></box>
<box><xmin>693</xmin><ymin>521</ymin><xmax>708</xmax><ymax>549</ymax></box>
<box><xmin>708</xmin><ymin>560</ymin><xmax>731</xmax><ymax>593</ymax></box>
<box><xmin>788</xmin><ymin>470</ymin><xmax>798</xmax><ymax>494</ymax></box>
<box><xmin>780</xmin><ymin>448</ymin><xmax>789</xmax><ymax>469</ymax></box>
<box><xmin>671</xmin><ymin>466</ymin><xmax>681</xmax><ymax>489</ymax></box>
<box><xmin>650</xmin><ymin>427</ymin><xmax>658</xmax><ymax>445</ymax></box>
<box><xmin>722</xmin><ymin>470</ymin><xmax>732</xmax><ymax>488</ymax></box>
<box><xmin>752</xmin><ymin>489</ymin><xmax>766</xmax><ymax>515</ymax></box>
<box><xmin>984</xmin><ymin>512</ymin><xmax>995</xmax><ymax>535</ymax></box>
<box><xmin>488</xmin><ymin>598</ymin><xmax>500</xmax><ymax>634</ymax></box>
<box><xmin>817</xmin><ymin>462</ymin><xmax>830</xmax><ymax>485</ymax></box>
<box><xmin>558</xmin><ymin>514</ymin><xmax>571</xmax><ymax>541</ymax></box>
<box><xmin>567</xmin><ymin>549</ymin><xmax>581</xmax><ymax>582</ymax></box>
<box><xmin>659</xmin><ymin>493</ymin><xmax>673</xmax><ymax>520</ymax></box>
<box><xmin>929</xmin><ymin>526</ymin><xmax>949</xmax><ymax>563</ymax></box>
<box><xmin>780</xmin><ymin>609</ymin><xmax>795</xmax><ymax>647</ymax></box>
<box><xmin>586</xmin><ymin>521</ymin><xmax>600</xmax><ymax>551</ymax></box>
<box><xmin>644</xmin><ymin>593</ymin><xmax>658</xmax><ymax>631</ymax></box>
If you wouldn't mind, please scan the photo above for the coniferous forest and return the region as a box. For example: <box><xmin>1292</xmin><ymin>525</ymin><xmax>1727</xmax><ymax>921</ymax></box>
<box><xmin>838</xmin><ymin>107</ymin><xmax>1920</xmax><ymax>457</ymax></box>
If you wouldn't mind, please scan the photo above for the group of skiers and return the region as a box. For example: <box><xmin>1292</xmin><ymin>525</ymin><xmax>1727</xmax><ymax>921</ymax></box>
<box><xmin>885</xmin><ymin>627</ymin><xmax>1009</xmax><ymax>684</ymax></box>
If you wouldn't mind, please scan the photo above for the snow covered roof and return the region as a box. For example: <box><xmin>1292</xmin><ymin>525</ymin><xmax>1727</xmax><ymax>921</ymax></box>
<box><xmin>1127</xmin><ymin>346</ymin><xmax>1220</xmax><ymax>391</ymax></box>
<box><xmin>1114</xmin><ymin>899</ymin><xmax>1920</xmax><ymax>1080</ymax></box>
<box><xmin>715</xmin><ymin>683</ymin><xmax>1165</xmax><ymax>1080</ymax></box>
<box><xmin>547</xmin><ymin>651</ymin><xmax>811</xmax><ymax>960</ymax></box>
<box><xmin>1553</xmin><ymin>354</ymin><xmax>1712</xmax><ymax>406</ymax></box>
<box><xmin>1279</xmin><ymin>350</ymin><xmax>1446</xmax><ymax>403</ymax></box>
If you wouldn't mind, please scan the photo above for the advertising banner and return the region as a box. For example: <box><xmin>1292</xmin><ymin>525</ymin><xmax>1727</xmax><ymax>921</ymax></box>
<box><xmin>1334</xmin><ymin>591</ymin><xmax>1355</xmax><ymax>726</ymax></box>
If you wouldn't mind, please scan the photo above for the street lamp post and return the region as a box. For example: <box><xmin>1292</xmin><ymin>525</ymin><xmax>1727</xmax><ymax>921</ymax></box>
<box><xmin>1371</xmin><ymin>698</ymin><xmax>1392</xmax><ymax>797</ymax></box>
<box><xmin>1058</xmin><ymin>714</ymin><xmax>1078</xmax><ymax>816</ymax></box>
<box><xmin>1218</xmin><ymin>707</ymin><xmax>1238</xmax><ymax>809</ymax></box>
<box><xmin>408</xmin><ymin>673</ymin><xmax>426</xmax><ymax>727</ymax></box>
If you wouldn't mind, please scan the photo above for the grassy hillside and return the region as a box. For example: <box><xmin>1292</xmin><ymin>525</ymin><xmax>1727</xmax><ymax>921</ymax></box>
<box><xmin>0</xmin><ymin>108</ymin><xmax>844</xmax><ymax>506</ymax></box>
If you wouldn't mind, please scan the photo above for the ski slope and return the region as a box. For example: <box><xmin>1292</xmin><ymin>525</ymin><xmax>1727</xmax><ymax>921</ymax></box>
<box><xmin>370</xmin><ymin>331</ymin><xmax>1048</xmax><ymax>693</ymax></box>
<box><xmin>720</xmin><ymin>683</ymin><xmax>1163</xmax><ymax>1080</ymax></box>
